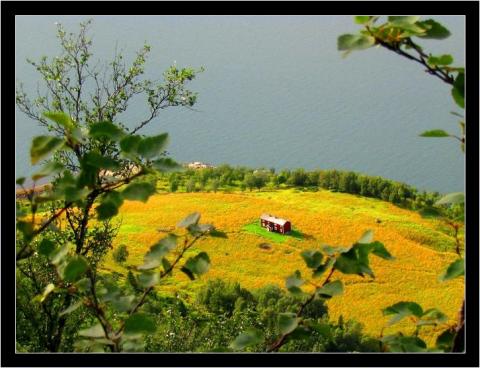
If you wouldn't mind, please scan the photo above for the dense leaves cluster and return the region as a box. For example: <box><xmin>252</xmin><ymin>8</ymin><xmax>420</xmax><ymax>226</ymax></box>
<box><xmin>15</xmin><ymin>19</ymin><xmax>209</xmax><ymax>352</ymax></box>
<box><xmin>143</xmin><ymin>280</ymin><xmax>379</xmax><ymax>352</ymax></box>
<box><xmin>338</xmin><ymin>16</ymin><xmax>464</xmax><ymax>152</ymax></box>
<box><xmin>338</xmin><ymin>15</ymin><xmax>465</xmax><ymax>353</ymax></box>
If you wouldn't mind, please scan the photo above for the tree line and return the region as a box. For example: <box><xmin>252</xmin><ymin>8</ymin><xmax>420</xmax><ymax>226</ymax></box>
<box><xmin>160</xmin><ymin>165</ymin><xmax>452</xmax><ymax>214</ymax></box>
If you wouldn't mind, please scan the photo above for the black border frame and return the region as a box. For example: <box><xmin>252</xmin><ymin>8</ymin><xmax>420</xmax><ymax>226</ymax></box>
<box><xmin>3</xmin><ymin>2</ymin><xmax>479</xmax><ymax>367</ymax></box>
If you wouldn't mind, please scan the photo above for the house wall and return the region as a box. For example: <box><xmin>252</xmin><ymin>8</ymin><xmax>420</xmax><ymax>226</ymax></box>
<box><xmin>260</xmin><ymin>218</ymin><xmax>291</xmax><ymax>234</ymax></box>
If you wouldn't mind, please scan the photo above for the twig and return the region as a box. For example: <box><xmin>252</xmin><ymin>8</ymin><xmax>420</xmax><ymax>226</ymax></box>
<box><xmin>115</xmin><ymin>234</ymin><xmax>203</xmax><ymax>336</ymax></box>
<box><xmin>365</xmin><ymin>26</ymin><xmax>455</xmax><ymax>86</ymax></box>
<box><xmin>266</xmin><ymin>267</ymin><xmax>335</xmax><ymax>352</ymax></box>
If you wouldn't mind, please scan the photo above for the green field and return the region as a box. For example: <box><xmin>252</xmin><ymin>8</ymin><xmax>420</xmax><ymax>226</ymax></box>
<box><xmin>242</xmin><ymin>222</ymin><xmax>304</xmax><ymax>243</ymax></box>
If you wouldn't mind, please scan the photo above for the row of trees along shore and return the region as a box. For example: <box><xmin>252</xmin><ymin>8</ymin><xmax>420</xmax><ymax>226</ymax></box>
<box><xmin>158</xmin><ymin>165</ymin><xmax>462</xmax><ymax>217</ymax></box>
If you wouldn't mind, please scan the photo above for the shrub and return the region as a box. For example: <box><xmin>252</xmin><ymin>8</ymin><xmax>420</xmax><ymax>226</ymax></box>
<box><xmin>196</xmin><ymin>279</ymin><xmax>254</xmax><ymax>316</ymax></box>
<box><xmin>112</xmin><ymin>244</ymin><xmax>129</xmax><ymax>264</ymax></box>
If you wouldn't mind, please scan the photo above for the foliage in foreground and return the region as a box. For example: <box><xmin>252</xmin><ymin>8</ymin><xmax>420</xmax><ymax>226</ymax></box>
<box><xmin>15</xmin><ymin>19</ymin><xmax>208</xmax><ymax>352</ymax></box>
<box><xmin>338</xmin><ymin>15</ymin><xmax>465</xmax><ymax>352</ymax></box>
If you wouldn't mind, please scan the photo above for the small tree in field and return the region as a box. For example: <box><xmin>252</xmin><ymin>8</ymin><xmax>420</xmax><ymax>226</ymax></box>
<box><xmin>15</xmin><ymin>19</ymin><xmax>216</xmax><ymax>352</ymax></box>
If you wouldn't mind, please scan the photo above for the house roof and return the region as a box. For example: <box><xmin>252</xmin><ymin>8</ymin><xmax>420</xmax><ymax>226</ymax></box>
<box><xmin>260</xmin><ymin>214</ymin><xmax>289</xmax><ymax>226</ymax></box>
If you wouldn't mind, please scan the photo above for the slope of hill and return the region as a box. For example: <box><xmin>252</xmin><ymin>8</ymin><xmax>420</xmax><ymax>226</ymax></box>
<box><xmin>104</xmin><ymin>189</ymin><xmax>464</xmax><ymax>346</ymax></box>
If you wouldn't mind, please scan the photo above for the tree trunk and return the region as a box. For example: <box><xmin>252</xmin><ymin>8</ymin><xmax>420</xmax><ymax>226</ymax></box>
<box><xmin>49</xmin><ymin>294</ymin><xmax>72</xmax><ymax>352</ymax></box>
<box><xmin>452</xmin><ymin>299</ymin><xmax>465</xmax><ymax>352</ymax></box>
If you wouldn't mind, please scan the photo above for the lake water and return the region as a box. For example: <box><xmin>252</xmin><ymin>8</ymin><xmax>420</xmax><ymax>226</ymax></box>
<box><xmin>15</xmin><ymin>16</ymin><xmax>465</xmax><ymax>193</ymax></box>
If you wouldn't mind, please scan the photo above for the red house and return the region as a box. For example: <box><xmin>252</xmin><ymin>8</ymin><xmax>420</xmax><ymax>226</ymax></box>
<box><xmin>260</xmin><ymin>214</ymin><xmax>291</xmax><ymax>234</ymax></box>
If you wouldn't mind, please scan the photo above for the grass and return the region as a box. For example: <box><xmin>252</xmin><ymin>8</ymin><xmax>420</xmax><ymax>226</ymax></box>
<box><xmin>242</xmin><ymin>222</ymin><xmax>304</xmax><ymax>243</ymax></box>
<box><xmin>101</xmin><ymin>189</ymin><xmax>464</xmax><ymax>347</ymax></box>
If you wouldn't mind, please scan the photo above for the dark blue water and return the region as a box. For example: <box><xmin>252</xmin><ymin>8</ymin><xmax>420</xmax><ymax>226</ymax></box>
<box><xmin>15</xmin><ymin>16</ymin><xmax>465</xmax><ymax>193</ymax></box>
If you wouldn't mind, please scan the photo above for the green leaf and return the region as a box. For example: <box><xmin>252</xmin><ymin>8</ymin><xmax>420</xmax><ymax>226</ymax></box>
<box><xmin>454</xmin><ymin>72</ymin><xmax>464</xmax><ymax>94</ymax></box>
<box><xmin>137</xmin><ymin>271</ymin><xmax>160</xmax><ymax>288</ymax></box>
<box><xmin>419</xmin><ymin>129</ymin><xmax>450</xmax><ymax>138</ymax></box>
<box><xmin>70</xmin><ymin>127</ymin><xmax>88</xmax><ymax>144</ymax></box>
<box><xmin>312</xmin><ymin>262</ymin><xmax>331</xmax><ymax>278</ymax></box>
<box><xmin>37</xmin><ymin>283</ymin><xmax>55</xmax><ymax>303</ymax></box>
<box><xmin>334</xmin><ymin>246</ymin><xmax>372</xmax><ymax>277</ymax></box>
<box><xmin>417</xmin><ymin>19</ymin><xmax>451</xmax><ymax>39</ymax></box>
<box><xmin>74</xmin><ymin>278</ymin><xmax>92</xmax><ymax>293</ymax></box>
<box><xmin>138</xmin><ymin>234</ymin><xmax>177</xmax><ymax>270</ymax></box>
<box><xmin>79</xmin><ymin>323</ymin><xmax>105</xmax><ymax>338</ymax></box>
<box><xmin>452</xmin><ymin>88</ymin><xmax>464</xmax><ymax>109</ymax></box>
<box><xmin>43</xmin><ymin>111</ymin><xmax>74</xmax><ymax>130</ymax></box>
<box><xmin>96</xmin><ymin>201</ymin><xmax>119</xmax><ymax>220</ymax></box>
<box><xmin>64</xmin><ymin>187</ymin><xmax>90</xmax><ymax>203</ymax></box>
<box><xmin>286</xmin><ymin>270</ymin><xmax>304</xmax><ymax>295</ymax></box>
<box><xmin>286</xmin><ymin>270</ymin><xmax>303</xmax><ymax>288</ymax></box>
<box><xmin>151</xmin><ymin>157</ymin><xmax>181</xmax><ymax>172</ymax></box>
<box><xmin>96</xmin><ymin>191</ymin><xmax>124</xmax><ymax>220</ymax></box>
<box><xmin>320</xmin><ymin>244</ymin><xmax>349</xmax><ymax>256</ymax></box>
<box><xmin>181</xmin><ymin>266</ymin><xmax>195</xmax><ymax>280</ymax></box>
<box><xmin>187</xmin><ymin>223</ymin><xmax>214</xmax><ymax>236</ymax></box>
<box><xmin>230</xmin><ymin>328</ymin><xmax>264</xmax><ymax>350</ymax></box>
<box><xmin>388</xmin><ymin>16</ymin><xmax>420</xmax><ymax>24</ymax></box>
<box><xmin>89</xmin><ymin>121</ymin><xmax>125</xmax><ymax>141</ymax></box>
<box><xmin>427</xmin><ymin>54</ymin><xmax>453</xmax><ymax>66</ymax></box>
<box><xmin>177</xmin><ymin>212</ymin><xmax>201</xmax><ymax>228</ymax></box>
<box><xmin>59</xmin><ymin>300</ymin><xmax>83</xmax><ymax>316</ymax></box>
<box><xmin>337</xmin><ymin>34</ymin><xmax>375</xmax><ymax>51</ymax></box>
<box><xmin>436</xmin><ymin>328</ymin><xmax>455</xmax><ymax>351</ymax></box>
<box><xmin>30</xmin><ymin>136</ymin><xmax>65</xmax><ymax>165</ymax></box>
<box><xmin>301</xmin><ymin>250</ymin><xmax>323</xmax><ymax>268</ymax></box>
<box><xmin>382</xmin><ymin>334</ymin><xmax>427</xmax><ymax>352</ymax></box>
<box><xmin>452</xmin><ymin>72</ymin><xmax>464</xmax><ymax>108</ymax></box>
<box><xmin>369</xmin><ymin>241</ymin><xmax>395</xmax><ymax>260</ymax></box>
<box><xmin>121</xmin><ymin>182</ymin><xmax>156</xmax><ymax>203</ymax></box>
<box><xmin>435</xmin><ymin>192</ymin><xmax>464</xmax><ymax>206</ymax></box>
<box><xmin>287</xmin><ymin>325</ymin><xmax>311</xmax><ymax>341</ymax></box>
<box><xmin>417</xmin><ymin>308</ymin><xmax>447</xmax><ymax>326</ymax></box>
<box><xmin>17</xmin><ymin>221</ymin><xmax>34</xmax><ymax>242</ymax></box>
<box><xmin>137</xmin><ymin>133</ymin><xmax>169</xmax><ymax>159</ymax></box>
<box><xmin>209</xmin><ymin>229</ymin><xmax>228</xmax><ymax>238</ymax></box>
<box><xmin>84</xmin><ymin>151</ymin><xmax>120</xmax><ymax>170</ymax></box>
<box><xmin>278</xmin><ymin>312</ymin><xmax>300</xmax><ymax>335</ymax></box>
<box><xmin>124</xmin><ymin>313</ymin><xmax>156</xmax><ymax>335</ymax></box>
<box><xmin>32</xmin><ymin>161</ymin><xmax>64</xmax><ymax>181</ymax></box>
<box><xmin>316</xmin><ymin>280</ymin><xmax>344</xmax><ymax>299</ymax></box>
<box><xmin>97</xmin><ymin>281</ymin><xmax>121</xmax><ymax>303</ymax></box>
<box><xmin>50</xmin><ymin>242</ymin><xmax>74</xmax><ymax>265</ymax></box>
<box><xmin>110</xmin><ymin>295</ymin><xmax>136</xmax><ymax>313</ymax></box>
<box><xmin>121</xmin><ymin>339</ymin><xmax>144</xmax><ymax>352</ymax></box>
<box><xmin>333</xmin><ymin>241</ymin><xmax>392</xmax><ymax>277</ymax></box>
<box><xmin>77</xmin><ymin>160</ymin><xmax>99</xmax><ymax>189</ymax></box>
<box><xmin>161</xmin><ymin>258</ymin><xmax>172</xmax><ymax>275</ymax></box>
<box><xmin>383</xmin><ymin>301</ymin><xmax>423</xmax><ymax>326</ymax></box>
<box><xmin>16</xmin><ymin>177</ymin><xmax>26</xmax><ymax>185</ymax></box>
<box><xmin>309</xmin><ymin>321</ymin><xmax>332</xmax><ymax>338</ymax></box>
<box><xmin>354</xmin><ymin>16</ymin><xmax>372</xmax><ymax>24</ymax></box>
<box><xmin>38</xmin><ymin>239</ymin><xmax>56</xmax><ymax>257</ymax></box>
<box><xmin>182</xmin><ymin>252</ymin><xmax>210</xmax><ymax>278</ymax></box>
<box><xmin>62</xmin><ymin>256</ymin><xmax>89</xmax><ymax>282</ymax></box>
<box><xmin>120</xmin><ymin>135</ymin><xmax>142</xmax><ymax>157</ymax></box>
<box><xmin>439</xmin><ymin>259</ymin><xmax>464</xmax><ymax>281</ymax></box>
<box><xmin>357</xmin><ymin>229</ymin><xmax>374</xmax><ymax>244</ymax></box>
<box><xmin>387</xmin><ymin>22</ymin><xmax>426</xmax><ymax>35</ymax></box>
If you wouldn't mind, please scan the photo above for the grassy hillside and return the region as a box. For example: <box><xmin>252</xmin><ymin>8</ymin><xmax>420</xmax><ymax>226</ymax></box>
<box><xmin>103</xmin><ymin>189</ymin><xmax>464</xmax><ymax>346</ymax></box>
